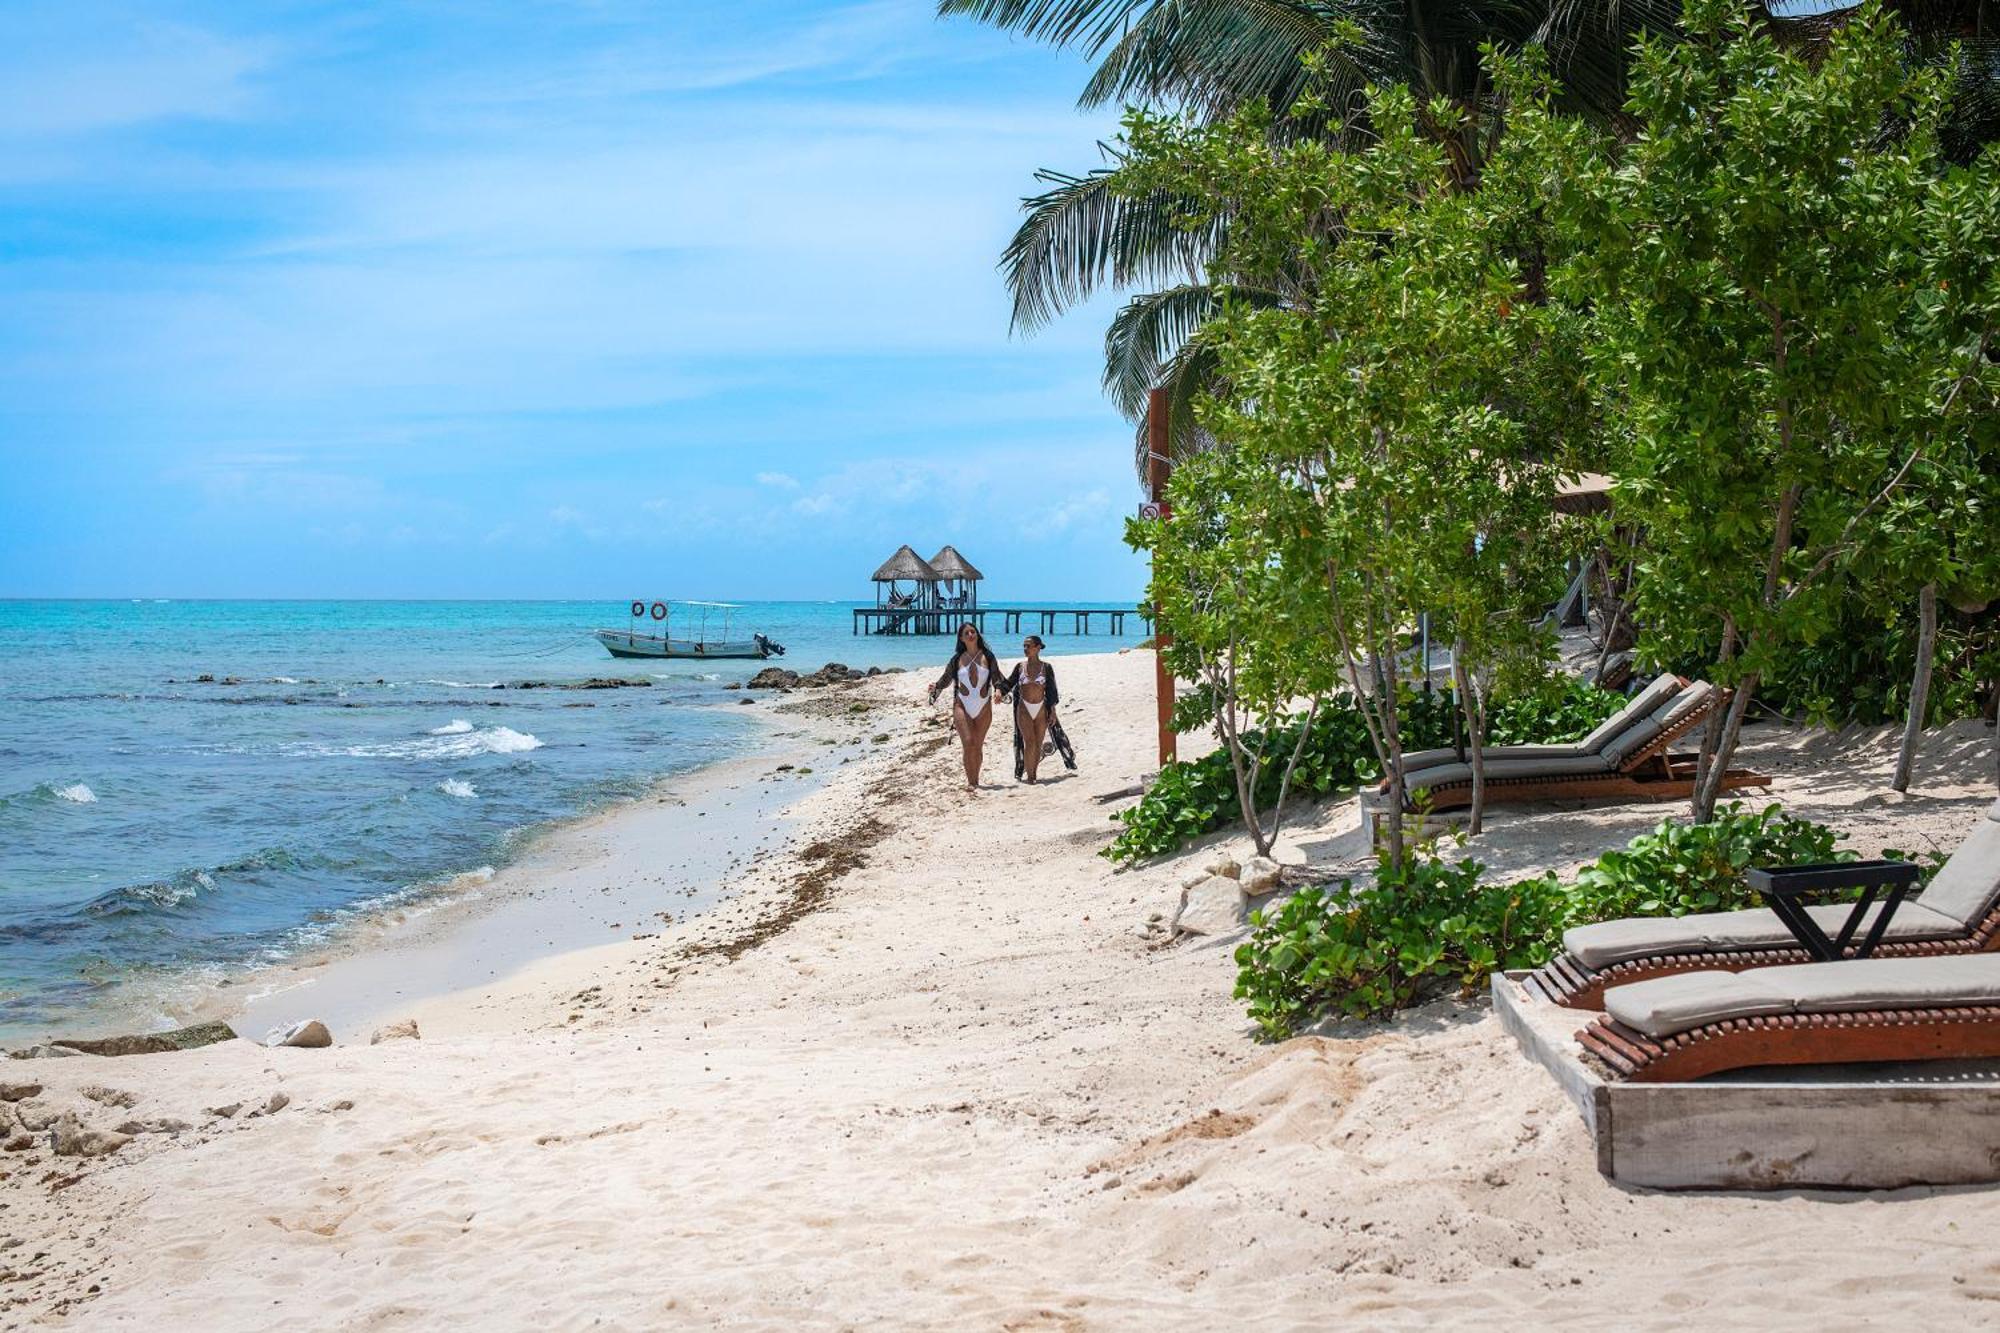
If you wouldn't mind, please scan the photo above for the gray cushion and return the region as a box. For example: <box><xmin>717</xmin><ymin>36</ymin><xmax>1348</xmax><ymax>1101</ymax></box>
<box><xmin>1400</xmin><ymin>744</ymin><xmax>1583</xmax><ymax>774</ymax></box>
<box><xmin>1563</xmin><ymin>901</ymin><xmax>1964</xmax><ymax>970</ymax></box>
<box><xmin>1405</xmin><ymin>753</ymin><xmax>1612</xmax><ymax>792</ymax></box>
<box><xmin>1910</xmin><ymin>813</ymin><xmax>2000</xmax><ymax>929</ymax></box>
<box><xmin>1575</xmin><ymin>674</ymin><xmax>1682</xmax><ymax>754</ymax></box>
<box><xmin>1605</xmin><ymin>970</ymin><xmax>1793</xmax><ymax>1036</ymax></box>
<box><xmin>1598</xmin><ymin>681</ymin><xmax>1715</xmax><ymax>769</ymax></box>
<box><xmin>1605</xmin><ymin>954</ymin><xmax>2000</xmax><ymax>1039</ymax></box>
<box><xmin>1777</xmin><ymin>954</ymin><xmax>2000</xmax><ymax>1013</ymax></box>
<box><xmin>1599</xmin><ymin>717</ymin><xmax>1665</xmax><ymax>768</ymax></box>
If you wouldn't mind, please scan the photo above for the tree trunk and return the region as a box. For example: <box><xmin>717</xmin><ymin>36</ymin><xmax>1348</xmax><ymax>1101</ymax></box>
<box><xmin>1694</xmin><ymin>664</ymin><xmax>1761</xmax><ymax>821</ymax></box>
<box><xmin>1453</xmin><ymin>644</ymin><xmax>1485</xmax><ymax>837</ymax></box>
<box><xmin>1893</xmin><ymin>583</ymin><xmax>1939</xmax><ymax>794</ymax></box>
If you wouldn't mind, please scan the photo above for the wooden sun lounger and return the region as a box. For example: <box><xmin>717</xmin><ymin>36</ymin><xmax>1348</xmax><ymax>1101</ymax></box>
<box><xmin>1576</xmin><ymin>954</ymin><xmax>2000</xmax><ymax>1082</ymax></box>
<box><xmin>1384</xmin><ymin>673</ymin><xmax>1770</xmax><ymax>813</ymax></box>
<box><xmin>1528</xmin><ymin>801</ymin><xmax>2000</xmax><ymax>1009</ymax></box>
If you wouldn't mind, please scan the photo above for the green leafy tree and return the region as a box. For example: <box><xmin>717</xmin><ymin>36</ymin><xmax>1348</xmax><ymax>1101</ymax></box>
<box><xmin>1123</xmin><ymin>60</ymin><xmax>1598</xmax><ymax>854</ymax></box>
<box><xmin>1534</xmin><ymin>0</ymin><xmax>2000</xmax><ymax>818</ymax></box>
<box><xmin>941</xmin><ymin>0</ymin><xmax>2000</xmax><ymax>461</ymax></box>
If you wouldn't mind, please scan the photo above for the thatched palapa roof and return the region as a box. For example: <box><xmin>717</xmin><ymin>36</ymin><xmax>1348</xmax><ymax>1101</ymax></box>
<box><xmin>1554</xmin><ymin>472</ymin><xmax>1614</xmax><ymax>516</ymax></box>
<box><xmin>927</xmin><ymin>545</ymin><xmax>983</xmax><ymax>582</ymax></box>
<box><xmin>872</xmin><ymin>544</ymin><xmax>940</xmax><ymax>583</ymax></box>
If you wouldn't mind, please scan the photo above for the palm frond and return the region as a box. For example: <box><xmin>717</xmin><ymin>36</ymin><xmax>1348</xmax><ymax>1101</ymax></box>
<box><xmin>1080</xmin><ymin>0</ymin><xmax>1352</xmax><ymax>117</ymax></box>
<box><xmin>1129</xmin><ymin>334</ymin><xmax>1228</xmax><ymax>480</ymax></box>
<box><xmin>1103</xmin><ymin>282</ymin><xmax>1284</xmax><ymax>419</ymax></box>
<box><xmin>1003</xmin><ymin>159</ymin><xmax>1225</xmax><ymax>331</ymax></box>
<box><xmin>935</xmin><ymin>0</ymin><xmax>1153</xmax><ymax>54</ymax></box>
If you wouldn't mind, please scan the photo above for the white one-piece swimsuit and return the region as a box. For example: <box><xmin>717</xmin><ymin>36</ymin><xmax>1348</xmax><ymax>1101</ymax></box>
<box><xmin>956</xmin><ymin>662</ymin><xmax>990</xmax><ymax>719</ymax></box>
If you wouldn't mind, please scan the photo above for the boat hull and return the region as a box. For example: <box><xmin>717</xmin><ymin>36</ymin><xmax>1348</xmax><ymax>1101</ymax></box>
<box><xmin>593</xmin><ymin>630</ymin><xmax>778</xmax><ymax>660</ymax></box>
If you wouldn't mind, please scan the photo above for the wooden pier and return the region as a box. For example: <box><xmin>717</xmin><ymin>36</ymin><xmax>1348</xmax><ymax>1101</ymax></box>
<box><xmin>852</xmin><ymin>606</ymin><xmax>1149</xmax><ymax>637</ymax></box>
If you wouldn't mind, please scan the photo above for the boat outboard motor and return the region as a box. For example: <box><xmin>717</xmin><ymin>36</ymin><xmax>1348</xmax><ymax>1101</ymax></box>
<box><xmin>756</xmin><ymin>634</ymin><xmax>786</xmax><ymax>658</ymax></box>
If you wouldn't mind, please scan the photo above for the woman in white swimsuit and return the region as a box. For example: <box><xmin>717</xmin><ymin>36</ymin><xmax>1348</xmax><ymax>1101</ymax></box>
<box><xmin>927</xmin><ymin>623</ymin><xmax>1003</xmax><ymax>791</ymax></box>
<box><xmin>1000</xmin><ymin>636</ymin><xmax>1059</xmax><ymax>783</ymax></box>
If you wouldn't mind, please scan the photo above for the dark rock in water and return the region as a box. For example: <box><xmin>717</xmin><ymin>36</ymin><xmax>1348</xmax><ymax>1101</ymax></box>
<box><xmin>569</xmin><ymin>678</ymin><xmax>651</xmax><ymax>690</ymax></box>
<box><xmin>866</xmin><ymin>666</ymin><xmax>882</xmax><ymax>676</ymax></box>
<box><xmin>46</xmin><ymin>1021</ymin><xmax>237</xmax><ymax>1058</ymax></box>
<box><xmin>194</xmin><ymin>673</ymin><xmax>215</xmax><ymax>683</ymax></box>
<box><xmin>723</xmin><ymin>682</ymin><xmax>742</xmax><ymax>690</ymax></box>
<box><xmin>738</xmin><ymin>698</ymin><xmax>756</xmax><ymax>705</ymax></box>
<box><xmin>748</xmin><ymin>667</ymin><xmax>801</xmax><ymax>689</ymax></box>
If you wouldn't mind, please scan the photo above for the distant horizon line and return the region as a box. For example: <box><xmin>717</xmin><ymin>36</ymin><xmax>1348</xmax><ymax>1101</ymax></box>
<box><xmin>0</xmin><ymin>595</ymin><xmax>1147</xmax><ymax>605</ymax></box>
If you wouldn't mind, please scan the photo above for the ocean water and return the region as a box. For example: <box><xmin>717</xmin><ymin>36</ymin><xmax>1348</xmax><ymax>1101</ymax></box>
<box><xmin>0</xmin><ymin>599</ymin><xmax>1143</xmax><ymax>1035</ymax></box>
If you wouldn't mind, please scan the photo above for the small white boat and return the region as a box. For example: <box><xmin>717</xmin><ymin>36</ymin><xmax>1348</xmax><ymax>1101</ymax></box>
<box><xmin>594</xmin><ymin>600</ymin><xmax>784</xmax><ymax>661</ymax></box>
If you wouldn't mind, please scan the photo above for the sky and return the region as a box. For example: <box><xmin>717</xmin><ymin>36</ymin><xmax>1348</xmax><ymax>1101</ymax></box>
<box><xmin>0</xmin><ymin>1</ymin><xmax>1151</xmax><ymax>601</ymax></box>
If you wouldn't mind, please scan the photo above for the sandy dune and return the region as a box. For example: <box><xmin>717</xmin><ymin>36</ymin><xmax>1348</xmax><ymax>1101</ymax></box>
<box><xmin>5</xmin><ymin>651</ymin><xmax>1999</xmax><ymax>1329</ymax></box>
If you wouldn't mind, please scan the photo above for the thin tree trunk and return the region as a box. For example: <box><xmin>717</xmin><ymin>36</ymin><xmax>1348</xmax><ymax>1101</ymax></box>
<box><xmin>1452</xmin><ymin>645</ymin><xmax>1486</xmax><ymax>837</ymax></box>
<box><xmin>1695</xmin><ymin>660</ymin><xmax>1762</xmax><ymax>821</ymax></box>
<box><xmin>1894</xmin><ymin>583</ymin><xmax>1938</xmax><ymax>794</ymax></box>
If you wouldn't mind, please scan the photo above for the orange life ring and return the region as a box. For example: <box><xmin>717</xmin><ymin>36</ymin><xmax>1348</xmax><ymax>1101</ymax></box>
<box><xmin>650</xmin><ymin>602</ymin><xmax>668</xmax><ymax>621</ymax></box>
<box><xmin>630</xmin><ymin>600</ymin><xmax>646</xmax><ymax>618</ymax></box>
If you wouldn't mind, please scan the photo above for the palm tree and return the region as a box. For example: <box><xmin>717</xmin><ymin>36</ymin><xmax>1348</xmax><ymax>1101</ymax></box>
<box><xmin>942</xmin><ymin>0</ymin><xmax>1998</xmax><ymax>468</ymax></box>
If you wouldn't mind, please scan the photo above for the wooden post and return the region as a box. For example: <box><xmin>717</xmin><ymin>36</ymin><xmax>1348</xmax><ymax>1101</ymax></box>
<box><xmin>1147</xmin><ymin>387</ymin><xmax>1177</xmax><ymax>767</ymax></box>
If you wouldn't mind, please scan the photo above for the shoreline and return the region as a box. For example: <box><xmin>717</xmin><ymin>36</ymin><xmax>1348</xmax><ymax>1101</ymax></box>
<box><xmin>11</xmin><ymin>693</ymin><xmax>867</xmax><ymax>1050</ymax></box>
<box><xmin>6</xmin><ymin>650</ymin><xmax>1999</xmax><ymax>1328</ymax></box>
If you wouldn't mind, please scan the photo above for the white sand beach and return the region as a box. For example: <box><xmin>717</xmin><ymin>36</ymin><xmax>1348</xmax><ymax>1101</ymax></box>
<box><xmin>6</xmin><ymin>651</ymin><xmax>2000</xmax><ymax>1329</ymax></box>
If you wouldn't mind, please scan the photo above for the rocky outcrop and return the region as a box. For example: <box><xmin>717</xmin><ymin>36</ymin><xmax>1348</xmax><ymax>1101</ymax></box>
<box><xmin>1239</xmin><ymin>856</ymin><xmax>1284</xmax><ymax>895</ymax></box>
<box><xmin>265</xmin><ymin>1019</ymin><xmax>333</xmax><ymax>1049</ymax></box>
<box><xmin>51</xmin><ymin>1112</ymin><xmax>129</xmax><ymax>1158</ymax></box>
<box><xmin>46</xmin><ymin>1021</ymin><xmax>237</xmax><ymax>1057</ymax></box>
<box><xmin>1171</xmin><ymin>875</ymin><xmax>1246</xmax><ymax>937</ymax></box>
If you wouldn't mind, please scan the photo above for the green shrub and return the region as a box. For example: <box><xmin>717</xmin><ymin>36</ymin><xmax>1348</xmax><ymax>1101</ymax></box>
<box><xmin>1233</xmin><ymin>849</ymin><xmax>1568</xmax><ymax>1039</ymax></box>
<box><xmin>1233</xmin><ymin>803</ymin><xmax>1878</xmax><ymax>1039</ymax></box>
<box><xmin>1753</xmin><ymin>599</ymin><xmax>1999</xmax><ymax>728</ymax></box>
<box><xmin>1105</xmin><ymin>678</ymin><xmax>1625</xmax><ymax>864</ymax></box>
<box><xmin>1567</xmin><ymin>802</ymin><xmax>1848</xmax><ymax>921</ymax></box>
<box><xmin>1486</xmin><ymin>676</ymin><xmax>1628</xmax><ymax>746</ymax></box>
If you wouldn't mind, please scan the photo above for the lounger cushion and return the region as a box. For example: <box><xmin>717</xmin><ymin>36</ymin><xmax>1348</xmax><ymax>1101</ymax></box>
<box><xmin>1777</xmin><ymin>955</ymin><xmax>2000</xmax><ymax>1013</ymax></box>
<box><xmin>1399</xmin><ymin>744</ymin><xmax>1583</xmax><ymax>774</ymax></box>
<box><xmin>1598</xmin><ymin>682</ymin><xmax>1715</xmax><ymax>769</ymax></box>
<box><xmin>1605</xmin><ymin>953</ymin><xmax>2000</xmax><ymax>1039</ymax></box>
<box><xmin>1910</xmin><ymin>807</ymin><xmax>2000</xmax><ymax>929</ymax></box>
<box><xmin>1575</xmin><ymin>675</ymin><xmax>1682</xmax><ymax>754</ymax></box>
<box><xmin>1404</xmin><ymin>753</ymin><xmax>1612</xmax><ymax>793</ymax></box>
<box><xmin>1563</xmin><ymin>900</ymin><xmax>1964</xmax><ymax>970</ymax></box>
<box><xmin>1605</xmin><ymin>969</ymin><xmax>1793</xmax><ymax>1035</ymax></box>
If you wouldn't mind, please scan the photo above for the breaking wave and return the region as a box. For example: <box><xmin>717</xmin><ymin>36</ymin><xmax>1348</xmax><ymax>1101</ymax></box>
<box><xmin>429</xmin><ymin>719</ymin><xmax>475</xmax><ymax>735</ymax></box>
<box><xmin>437</xmin><ymin>779</ymin><xmax>477</xmax><ymax>799</ymax></box>
<box><xmin>53</xmin><ymin>783</ymin><xmax>97</xmax><ymax>804</ymax></box>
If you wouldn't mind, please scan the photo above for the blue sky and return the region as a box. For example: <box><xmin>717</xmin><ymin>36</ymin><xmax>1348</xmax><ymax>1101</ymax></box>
<box><xmin>0</xmin><ymin>1</ymin><xmax>1150</xmax><ymax>600</ymax></box>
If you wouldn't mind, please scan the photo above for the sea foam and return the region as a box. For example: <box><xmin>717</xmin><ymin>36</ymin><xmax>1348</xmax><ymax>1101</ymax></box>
<box><xmin>429</xmin><ymin>719</ymin><xmax>475</xmax><ymax>735</ymax></box>
<box><xmin>438</xmin><ymin>778</ymin><xmax>477</xmax><ymax>799</ymax></box>
<box><xmin>329</xmin><ymin>726</ymin><xmax>545</xmax><ymax>760</ymax></box>
<box><xmin>54</xmin><ymin>783</ymin><xmax>97</xmax><ymax>804</ymax></box>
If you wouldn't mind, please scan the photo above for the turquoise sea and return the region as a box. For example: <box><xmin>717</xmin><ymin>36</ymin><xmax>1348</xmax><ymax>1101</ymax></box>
<box><xmin>0</xmin><ymin>599</ymin><xmax>1144</xmax><ymax>1036</ymax></box>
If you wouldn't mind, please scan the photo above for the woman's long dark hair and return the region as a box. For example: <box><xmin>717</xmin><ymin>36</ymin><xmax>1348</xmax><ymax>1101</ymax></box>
<box><xmin>947</xmin><ymin>622</ymin><xmax>999</xmax><ymax>677</ymax></box>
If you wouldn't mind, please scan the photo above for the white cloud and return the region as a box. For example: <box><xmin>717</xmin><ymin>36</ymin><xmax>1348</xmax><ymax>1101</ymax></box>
<box><xmin>0</xmin><ymin>18</ymin><xmax>273</xmax><ymax>137</ymax></box>
<box><xmin>756</xmin><ymin>471</ymin><xmax>800</xmax><ymax>489</ymax></box>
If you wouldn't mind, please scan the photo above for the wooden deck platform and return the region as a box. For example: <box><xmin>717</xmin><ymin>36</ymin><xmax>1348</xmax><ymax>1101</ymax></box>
<box><xmin>1492</xmin><ymin>971</ymin><xmax>2000</xmax><ymax>1189</ymax></box>
<box><xmin>852</xmin><ymin>606</ymin><xmax>1150</xmax><ymax>637</ymax></box>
